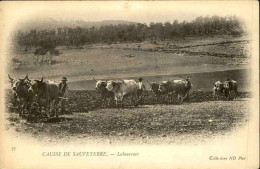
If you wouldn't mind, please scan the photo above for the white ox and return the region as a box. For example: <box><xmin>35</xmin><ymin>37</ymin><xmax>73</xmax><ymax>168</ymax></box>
<box><xmin>158</xmin><ymin>79</ymin><xmax>192</xmax><ymax>104</ymax></box>
<box><xmin>213</xmin><ymin>81</ymin><xmax>224</xmax><ymax>100</ymax></box>
<box><xmin>93</xmin><ymin>78</ymin><xmax>114</xmax><ymax>107</ymax></box>
<box><xmin>106</xmin><ymin>79</ymin><xmax>138</xmax><ymax>106</ymax></box>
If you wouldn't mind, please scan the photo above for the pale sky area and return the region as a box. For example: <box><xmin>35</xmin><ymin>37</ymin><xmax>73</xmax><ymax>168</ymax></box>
<box><xmin>1</xmin><ymin>1</ymin><xmax>255</xmax><ymax>24</ymax></box>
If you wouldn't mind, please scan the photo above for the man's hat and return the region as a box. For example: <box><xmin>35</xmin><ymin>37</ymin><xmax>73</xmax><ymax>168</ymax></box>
<box><xmin>61</xmin><ymin>77</ymin><xmax>67</xmax><ymax>81</ymax></box>
<box><xmin>138</xmin><ymin>77</ymin><xmax>143</xmax><ymax>81</ymax></box>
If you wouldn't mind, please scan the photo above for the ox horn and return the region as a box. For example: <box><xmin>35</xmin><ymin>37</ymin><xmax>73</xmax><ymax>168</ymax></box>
<box><xmin>93</xmin><ymin>77</ymin><xmax>97</xmax><ymax>82</ymax></box>
<box><xmin>24</xmin><ymin>74</ymin><xmax>29</xmax><ymax>80</ymax></box>
<box><xmin>40</xmin><ymin>76</ymin><xmax>43</xmax><ymax>82</ymax></box>
<box><xmin>8</xmin><ymin>74</ymin><xmax>13</xmax><ymax>81</ymax></box>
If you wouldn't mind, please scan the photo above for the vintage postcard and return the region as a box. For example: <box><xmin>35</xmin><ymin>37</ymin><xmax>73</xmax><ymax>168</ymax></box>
<box><xmin>0</xmin><ymin>1</ymin><xmax>259</xmax><ymax>169</ymax></box>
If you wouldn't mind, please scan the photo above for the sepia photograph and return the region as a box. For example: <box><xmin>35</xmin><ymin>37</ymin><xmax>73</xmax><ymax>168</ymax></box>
<box><xmin>0</xmin><ymin>1</ymin><xmax>259</xmax><ymax>169</ymax></box>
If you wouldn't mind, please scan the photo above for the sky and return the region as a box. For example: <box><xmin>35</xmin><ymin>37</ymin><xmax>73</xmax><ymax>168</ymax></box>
<box><xmin>1</xmin><ymin>1</ymin><xmax>256</xmax><ymax>25</ymax></box>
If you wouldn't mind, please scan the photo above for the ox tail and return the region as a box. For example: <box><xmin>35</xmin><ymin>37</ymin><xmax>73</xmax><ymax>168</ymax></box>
<box><xmin>93</xmin><ymin>77</ymin><xmax>97</xmax><ymax>82</ymax></box>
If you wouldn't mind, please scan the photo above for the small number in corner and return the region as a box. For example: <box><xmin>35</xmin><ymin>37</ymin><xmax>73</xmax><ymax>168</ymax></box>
<box><xmin>11</xmin><ymin>147</ymin><xmax>16</xmax><ymax>151</ymax></box>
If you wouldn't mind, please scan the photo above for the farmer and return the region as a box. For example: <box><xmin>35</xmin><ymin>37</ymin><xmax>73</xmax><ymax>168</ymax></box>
<box><xmin>58</xmin><ymin>77</ymin><xmax>69</xmax><ymax>113</ymax></box>
<box><xmin>137</xmin><ymin>77</ymin><xmax>146</xmax><ymax>103</ymax></box>
<box><xmin>185</xmin><ymin>77</ymin><xmax>191</xmax><ymax>101</ymax></box>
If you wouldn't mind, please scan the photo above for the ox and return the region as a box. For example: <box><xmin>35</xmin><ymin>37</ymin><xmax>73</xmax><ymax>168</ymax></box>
<box><xmin>93</xmin><ymin>77</ymin><xmax>114</xmax><ymax>107</ymax></box>
<box><xmin>223</xmin><ymin>80</ymin><xmax>239</xmax><ymax>100</ymax></box>
<box><xmin>147</xmin><ymin>81</ymin><xmax>172</xmax><ymax>103</ymax></box>
<box><xmin>28</xmin><ymin>77</ymin><xmax>60</xmax><ymax>117</ymax></box>
<box><xmin>213</xmin><ymin>81</ymin><xmax>224</xmax><ymax>100</ymax></box>
<box><xmin>106</xmin><ymin>79</ymin><xmax>138</xmax><ymax>107</ymax></box>
<box><xmin>8</xmin><ymin>74</ymin><xmax>19</xmax><ymax>106</ymax></box>
<box><xmin>158</xmin><ymin>79</ymin><xmax>192</xmax><ymax>104</ymax></box>
<box><xmin>14</xmin><ymin>75</ymin><xmax>33</xmax><ymax>116</ymax></box>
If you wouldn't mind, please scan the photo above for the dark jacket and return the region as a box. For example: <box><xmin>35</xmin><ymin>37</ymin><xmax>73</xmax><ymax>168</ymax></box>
<box><xmin>59</xmin><ymin>82</ymin><xmax>68</xmax><ymax>96</ymax></box>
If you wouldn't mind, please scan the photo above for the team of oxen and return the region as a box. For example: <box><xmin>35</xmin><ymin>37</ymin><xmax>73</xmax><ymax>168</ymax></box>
<box><xmin>213</xmin><ymin>80</ymin><xmax>239</xmax><ymax>100</ymax></box>
<box><xmin>8</xmin><ymin>74</ymin><xmax>239</xmax><ymax>119</ymax></box>
<box><xmin>8</xmin><ymin>74</ymin><xmax>61</xmax><ymax>118</ymax></box>
<box><xmin>93</xmin><ymin>77</ymin><xmax>239</xmax><ymax>107</ymax></box>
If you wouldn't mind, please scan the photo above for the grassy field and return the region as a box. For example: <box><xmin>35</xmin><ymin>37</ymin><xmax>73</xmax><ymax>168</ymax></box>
<box><xmin>7</xmin><ymin>36</ymin><xmax>249</xmax><ymax>90</ymax></box>
<box><xmin>5</xmin><ymin>36</ymin><xmax>251</xmax><ymax>144</ymax></box>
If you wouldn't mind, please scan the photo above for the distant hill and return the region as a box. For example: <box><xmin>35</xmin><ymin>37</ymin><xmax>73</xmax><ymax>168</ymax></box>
<box><xmin>17</xmin><ymin>18</ymin><xmax>139</xmax><ymax>31</ymax></box>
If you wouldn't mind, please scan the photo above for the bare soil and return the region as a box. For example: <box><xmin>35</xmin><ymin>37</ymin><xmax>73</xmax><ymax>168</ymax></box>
<box><xmin>5</xmin><ymin>98</ymin><xmax>250</xmax><ymax>145</ymax></box>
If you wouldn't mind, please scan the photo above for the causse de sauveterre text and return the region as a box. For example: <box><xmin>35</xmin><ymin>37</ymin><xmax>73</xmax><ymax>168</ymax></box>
<box><xmin>42</xmin><ymin>151</ymin><xmax>139</xmax><ymax>157</ymax></box>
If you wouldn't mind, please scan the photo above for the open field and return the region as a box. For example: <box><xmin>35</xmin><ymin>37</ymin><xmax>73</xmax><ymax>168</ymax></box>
<box><xmin>67</xmin><ymin>69</ymin><xmax>250</xmax><ymax>91</ymax></box>
<box><xmin>5</xmin><ymin>36</ymin><xmax>251</xmax><ymax>145</ymax></box>
<box><xmin>7</xmin><ymin>36</ymin><xmax>249</xmax><ymax>89</ymax></box>
<box><xmin>5</xmin><ymin>99</ymin><xmax>250</xmax><ymax>145</ymax></box>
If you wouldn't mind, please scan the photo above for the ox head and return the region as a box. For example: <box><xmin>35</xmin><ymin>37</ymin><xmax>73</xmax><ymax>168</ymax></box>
<box><xmin>8</xmin><ymin>74</ymin><xmax>19</xmax><ymax>91</ymax></box>
<box><xmin>223</xmin><ymin>80</ymin><xmax>235</xmax><ymax>90</ymax></box>
<box><xmin>147</xmin><ymin>81</ymin><xmax>160</xmax><ymax>96</ymax></box>
<box><xmin>106</xmin><ymin>80</ymin><xmax>122</xmax><ymax>92</ymax></box>
<box><xmin>185</xmin><ymin>77</ymin><xmax>192</xmax><ymax>90</ymax></box>
<box><xmin>214</xmin><ymin>81</ymin><xmax>224</xmax><ymax>93</ymax></box>
<box><xmin>158</xmin><ymin>81</ymin><xmax>170</xmax><ymax>94</ymax></box>
<box><xmin>28</xmin><ymin>77</ymin><xmax>44</xmax><ymax>97</ymax></box>
<box><xmin>94</xmin><ymin>77</ymin><xmax>107</xmax><ymax>91</ymax></box>
<box><xmin>95</xmin><ymin>81</ymin><xmax>107</xmax><ymax>91</ymax></box>
<box><xmin>106</xmin><ymin>80</ymin><xmax>115</xmax><ymax>92</ymax></box>
<box><xmin>16</xmin><ymin>75</ymin><xmax>31</xmax><ymax>89</ymax></box>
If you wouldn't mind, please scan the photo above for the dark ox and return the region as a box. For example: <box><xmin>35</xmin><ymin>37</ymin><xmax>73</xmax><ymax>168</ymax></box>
<box><xmin>147</xmin><ymin>81</ymin><xmax>160</xmax><ymax>97</ymax></box>
<box><xmin>213</xmin><ymin>81</ymin><xmax>224</xmax><ymax>100</ymax></box>
<box><xmin>158</xmin><ymin>79</ymin><xmax>192</xmax><ymax>104</ymax></box>
<box><xmin>8</xmin><ymin>74</ymin><xmax>19</xmax><ymax>106</ymax></box>
<box><xmin>147</xmin><ymin>81</ymin><xmax>170</xmax><ymax>103</ymax></box>
<box><xmin>223</xmin><ymin>80</ymin><xmax>239</xmax><ymax>100</ymax></box>
<box><xmin>93</xmin><ymin>77</ymin><xmax>114</xmax><ymax>107</ymax></box>
<box><xmin>13</xmin><ymin>75</ymin><xmax>33</xmax><ymax>116</ymax></box>
<box><xmin>106</xmin><ymin>79</ymin><xmax>138</xmax><ymax>107</ymax></box>
<box><xmin>28</xmin><ymin>77</ymin><xmax>60</xmax><ymax>117</ymax></box>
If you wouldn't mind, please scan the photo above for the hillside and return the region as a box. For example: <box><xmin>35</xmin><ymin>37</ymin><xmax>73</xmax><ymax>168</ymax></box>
<box><xmin>17</xmin><ymin>18</ymin><xmax>138</xmax><ymax>31</ymax></box>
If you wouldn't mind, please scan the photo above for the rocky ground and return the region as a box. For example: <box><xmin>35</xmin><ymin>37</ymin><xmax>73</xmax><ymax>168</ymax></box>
<box><xmin>4</xmin><ymin>90</ymin><xmax>250</xmax><ymax>145</ymax></box>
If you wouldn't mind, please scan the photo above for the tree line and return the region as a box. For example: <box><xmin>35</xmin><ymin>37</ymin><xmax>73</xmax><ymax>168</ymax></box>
<box><xmin>14</xmin><ymin>15</ymin><xmax>245</xmax><ymax>49</ymax></box>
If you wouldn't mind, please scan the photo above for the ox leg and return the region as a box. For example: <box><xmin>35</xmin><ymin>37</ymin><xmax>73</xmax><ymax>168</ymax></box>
<box><xmin>115</xmin><ymin>96</ymin><xmax>118</xmax><ymax>107</ymax></box>
<box><xmin>235</xmin><ymin>89</ymin><xmax>239</xmax><ymax>99</ymax></box>
<box><xmin>45</xmin><ymin>101</ymin><xmax>50</xmax><ymax>118</ymax></box>
<box><xmin>170</xmin><ymin>93</ymin><xmax>173</xmax><ymax>103</ymax></box>
<box><xmin>120</xmin><ymin>96</ymin><xmax>124</xmax><ymax>107</ymax></box>
<box><xmin>131</xmin><ymin>95</ymin><xmax>135</xmax><ymax>106</ymax></box>
<box><xmin>20</xmin><ymin>102</ymin><xmax>24</xmax><ymax>117</ymax></box>
<box><xmin>133</xmin><ymin>94</ymin><xmax>138</xmax><ymax>106</ymax></box>
<box><xmin>27</xmin><ymin>101</ymin><xmax>32</xmax><ymax>115</ymax></box>
<box><xmin>177</xmin><ymin>94</ymin><xmax>184</xmax><ymax>104</ymax></box>
<box><xmin>101</xmin><ymin>98</ymin><xmax>104</xmax><ymax>107</ymax></box>
<box><xmin>167</xmin><ymin>93</ymin><xmax>170</xmax><ymax>104</ymax></box>
<box><xmin>54</xmin><ymin>100</ymin><xmax>59</xmax><ymax>117</ymax></box>
<box><xmin>39</xmin><ymin>105</ymin><xmax>43</xmax><ymax>117</ymax></box>
<box><xmin>103</xmin><ymin>98</ymin><xmax>106</xmax><ymax>107</ymax></box>
<box><xmin>228</xmin><ymin>91</ymin><xmax>231</xmax><ymax>100</ymax></box>
<box><xmin>186</xmin><ymin>92</ymin><xmax>190</xmax><ymax>102</ymax></box>
<box><xmin>179</xmin><ymin>96</ymin><xmax>184</xmax><ymax>104</ymax></box>
<box><xmin>107</xmin><ymin>98</ymin><xmax>112</xmax><ymax>107</ymax></box>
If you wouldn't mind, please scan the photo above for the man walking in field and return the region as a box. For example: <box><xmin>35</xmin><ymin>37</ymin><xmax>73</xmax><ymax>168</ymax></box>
<box><xmin>59</xmin><ymin>77</ymin><xmax>69</xmax><ymax>114</ymax></box>
<box><xmin>137</xmin><ymin>77</ymin><xmax>146</xmax><ymax>104</ymax></box>
<box><xmin>185</xmin><ymin>77</ymin><xmax>191</xmax><ymax>101</ymax></box>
